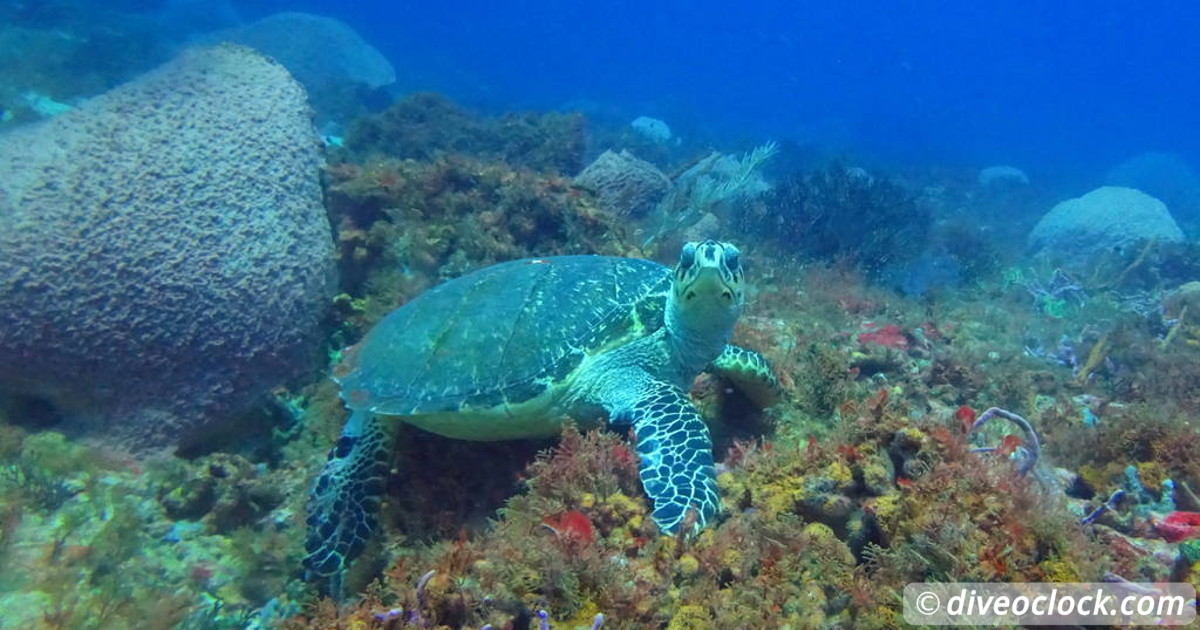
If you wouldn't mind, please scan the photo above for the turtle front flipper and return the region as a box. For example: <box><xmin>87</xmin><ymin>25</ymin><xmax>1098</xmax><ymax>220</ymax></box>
<box><xmin>612</xmin><ymin>381</ymin><xmax>719</xmax><ymax>534</ymax></box>
<box><xmin>709</xmin><ymin>344</ymin><xmax>784</xmax><ymax>408</ymax></box>
<box><xmin>304</xmin><ymin>410</ymin><xmax>393</xmax><ymax>582</ymax></box>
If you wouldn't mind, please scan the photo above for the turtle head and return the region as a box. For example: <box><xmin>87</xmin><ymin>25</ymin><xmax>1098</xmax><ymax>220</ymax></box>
<box><xmin>667</xmin><ymin>240</ymin><xmax>744</xmax><ymax>355</ymax></box>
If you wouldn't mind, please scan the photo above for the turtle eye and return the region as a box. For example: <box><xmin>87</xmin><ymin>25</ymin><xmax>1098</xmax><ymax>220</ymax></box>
<box><xmin>679</xmin><ymin>242</ymin><xmax>698</xmax><ymax>268</ymax></box>
<box><xmin>723</xmin><ymin>246</ymin><xmax>740</xmax><ymax>272</ymax></box>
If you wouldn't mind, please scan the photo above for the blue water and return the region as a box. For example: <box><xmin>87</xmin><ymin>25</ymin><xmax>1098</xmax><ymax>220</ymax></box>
<box><xmin>275</xmin><ymin>0</ymin><xmax>1200</xmax><ymax>177</ymax></box>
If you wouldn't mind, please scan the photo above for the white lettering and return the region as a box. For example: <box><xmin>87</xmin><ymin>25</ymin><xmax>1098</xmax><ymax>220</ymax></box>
<box><xmin>1056</xmin><ymin>593</ymin><xmax>1076</xmax><ymax>616</ymax></box>
<box><xmin>947</xmin><ymin>589</ymin><xmax>966</xmax><ymax>615</ymax></box>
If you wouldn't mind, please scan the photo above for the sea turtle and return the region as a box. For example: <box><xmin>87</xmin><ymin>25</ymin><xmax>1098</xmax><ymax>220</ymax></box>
<box><xmin>304</xmin><ymin>240</ymin><xmax>781</xmax><ymax>580</ymax></box>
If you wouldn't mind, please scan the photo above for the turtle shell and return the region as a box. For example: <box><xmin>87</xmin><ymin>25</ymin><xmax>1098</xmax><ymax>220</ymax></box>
<box><xmin>335</xmin><ymin>255</ymin><xmax>670</xmax><ymax>416</ymax></box>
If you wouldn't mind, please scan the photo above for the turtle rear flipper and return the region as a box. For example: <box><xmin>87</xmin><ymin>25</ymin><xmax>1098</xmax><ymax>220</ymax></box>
<box><xmin>613</xmin><ymin>380</ymin><xmax>719</xmax><ymax>533</ymax></box>
<box><xmin>304</xmin><ymin>410</ymin><xmax>392</xmax><ymax>582</ymax></box>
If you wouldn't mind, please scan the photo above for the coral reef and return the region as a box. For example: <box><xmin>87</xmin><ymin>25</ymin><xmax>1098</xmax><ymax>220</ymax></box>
<box><xmin>282</xmin><ymin>398</ymin><xmax>1109</xmax><ymax>630</ymax></box>
<box><xmin>0</xmin><ymin>45</ymin><xmax>334</xmax><ymax>452</ymax></box>
<box><xmin>6</xmin><ymin>200</ymin><xmax>1200</xmax><ymax>629</ymax></box>
<box><xmin>1</xmin><ymin>47</ymin><xmax>1198</xmax><ymax>627</ymax></box>
<box><xmin>0</xmin><ymin>425</ymin><xmax>306</xmax><ymax>630</ymax></box>
<box><xmin>345</xmin><ymin>93</ymin><xmax>586</xmax><ymax>175</ymax></box>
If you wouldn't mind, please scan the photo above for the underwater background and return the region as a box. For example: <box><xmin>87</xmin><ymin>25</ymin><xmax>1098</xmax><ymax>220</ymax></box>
<box><xmin>1</xmin><ymin>1</ymin><xmax>1200</xmax><ymax>629</ymax></box>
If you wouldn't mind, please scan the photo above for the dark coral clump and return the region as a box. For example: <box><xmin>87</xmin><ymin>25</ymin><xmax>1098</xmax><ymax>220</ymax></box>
<box><xmin>156</xmin><ymin>453</ymin><xmax>286</xmax><ymax>533</ymax></box>
<box><xmin>324</xmin><ymin>154</ymin><xmax>636</xmax><ymax>334</ymax></box>
<box><xmin>344</xmin><ymin>92</ymin><xmax>586</xmax><ymax>175</ymax></box>
<box><xmin>738</xmin><ymin>165</ymin><xmax>931</xmax><ymax>276</ymax></box>
<box><xmin>1045</xmin><ymin>402</ymin><xmax>1200</xmax><ymax>497</ymax></box>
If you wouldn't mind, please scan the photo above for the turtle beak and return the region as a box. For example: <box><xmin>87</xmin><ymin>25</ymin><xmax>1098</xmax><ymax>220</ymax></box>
<box><xmin>676</xmin><ymin>241</ymin><xmax>744</xmax><ymax>308</ymax></box>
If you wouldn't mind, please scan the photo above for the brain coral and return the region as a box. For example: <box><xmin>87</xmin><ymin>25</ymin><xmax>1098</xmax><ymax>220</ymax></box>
<box><xmin>0</xmin><ymin>45</ymin><xmax>335</xmax><ymax>451</ymax></box>
<box><xmin>1028</xmin><ymin>186</ymin><xmax>1183</xmax><ymax>262</ymax></box>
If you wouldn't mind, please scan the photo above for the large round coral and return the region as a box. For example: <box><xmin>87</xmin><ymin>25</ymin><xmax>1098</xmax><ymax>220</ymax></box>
<box><xmin>0</xmin><ymin>45</ymin><xmax>335</xmax><ymax>451</ymax></box>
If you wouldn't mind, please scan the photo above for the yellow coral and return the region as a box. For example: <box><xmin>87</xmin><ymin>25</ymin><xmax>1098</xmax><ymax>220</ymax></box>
<box><xmin>802</xmin><ymin>521</ymin><xmax>838</xmax><ymax>543</ymax></box>
<box><xmin>825</xmin><ymin>460</ymin><xmax>855</xmax><ymax>493</ymax></box>
<box><xmin>1075</xmin><ymin>332</ymin><xmax>1111</xmax><ymax>385</ymax></box>
<box><xmin>1038</xmin><ymin>557</ymin><xmax>1080</xmax><ymax>583</ymax></box>
<box><xmin>871</xmin><ymin>494</ymin><xmax>902</xmax><ymax>536</ymax></box>
<box><xmin>1077</xmin><ymin>463</ymin><xmax>1116</xmax><ymax>493</ymax></box>
<box><xmin>860</xmin><ymin>457</ymin><xmax>893</xmax><ymax>494</ymax></box>
<box><xmin>893</xmin><ymin>427</ymin><xmax>927</xmax><ymax>451</ymax></box>
<box><xmin>592</xmin><ymin>491</ymin><xmax>644</xmax><ymax>534</ymax></box>
<box><xmin>605</xmin><ymin>492</ymin><xmax>639</xmax><ymax>516</ymax></box>
<box><xmin>751</xmin><ymin>469</ymin><xmax>806</xmax><ymax>518</ymax></box>
<box><xmin>721</xmin><ymin>548</ymin><xmax>744</xmax><ymax>579</ymax></box>
<box><xmin>564</xmin><ymin>601</ymin><xmax>603</xmax><ymax>629</ymax></box>
<box><xmin>1186</xmin><ymin>560</ymin><xmax>1200</xmax><ymax>595</ymax></box>
<box><xmin>1136</xmin><ymin>462</ymin><xmax>1167</xmax><ymax>491</ymax></box>
<box><xmin>800</xmin><ymin>521</ymin><xmax>856</xmax><ymax>568</ymax></box>
<box><xmin>667</xmin><ymin>604</ymin><xmax>712</xmax><ymax>630</ymax></box>
<box><xmin>676</xmin><ymin>553</ymin><xmax>700</xmax><ymax>578</ymax></box>
<box><xmin>716</xmin><ymin>471</ymin><xmax>741</xmax><ymax>495</ymax></box>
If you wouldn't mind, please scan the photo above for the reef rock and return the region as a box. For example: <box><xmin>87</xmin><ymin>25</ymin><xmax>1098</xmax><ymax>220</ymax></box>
<box><xmin>0</xmin><ymin>45</ymin><xmax>335</xmax><ymax>451</ymax></box>
<box><xmin>1028</xmin><ymin>186</ymin><xmax>1183</xmax><ymax>260</ymax></box>
<box><xmin>198</xmin><ymin>11</ymin><xmax>396</xmax><ymax>125</ymax></box>
<box><xmin>631</xmin><ymin>115</ymin><xmax>672</xmax><ymax>143</ymax></box>
<box><xmin>203</xmin><ymin>12</ymin><xmax>395</xmax><ymax>91</ymax></box>
<box><xmin>1106</xmin><ymin>152</ymin><xmax>1200</xmax><ymax>224</ymax></box>
<box><xmin>978</xmin><ymin>164</ymin><xmax>1029</xmax><ymax>187</ymax></box>
<box><xmin>574</xmin><ymin>149</ymin><xmax>671</xmax><ymax>217</ymax></box>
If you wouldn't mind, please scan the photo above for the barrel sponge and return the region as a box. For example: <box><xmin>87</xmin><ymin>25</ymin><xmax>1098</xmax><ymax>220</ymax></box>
<box><xmin>574</xmin><ymin>149</ymin><xmax>671</xmax><ymax>218</ymax></box>
<box><xmin>0</xmin><ymin>44</ymin><xmax>335</xmax><ymax>450</ymax></box>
